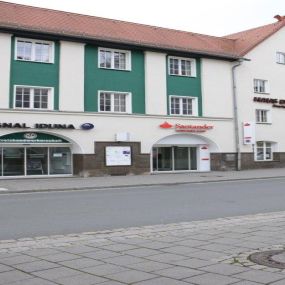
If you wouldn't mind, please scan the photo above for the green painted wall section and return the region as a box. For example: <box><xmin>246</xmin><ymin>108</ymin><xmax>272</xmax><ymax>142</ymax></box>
<box><xmin>84</xmin><ymin>45</ymin><xmax>145</xmax><ymax>113</ymax></box>
<box><xmin>166</xmin><ymin>57</ymin><xmax>202</xmax><ymax>116</ymax></box>
<box><xmin>9</xmin><ymin>37</ymin><xmax>60</xmax><ymax>110</ymax></box>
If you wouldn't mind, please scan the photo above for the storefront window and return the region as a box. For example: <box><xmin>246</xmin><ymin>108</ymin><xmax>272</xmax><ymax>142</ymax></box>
<box><xmin>49</xmin><ymin>147</ymin><xmax>72</xmax><ymax>174</ymax></box>
<box><xmin>26</xmin><ymin>147</ymin><xmax>48</xmax><ymax>175</ymax></box>
<box><xmin>0</xmin><ymin>148</ymin><xmax>2</xmax><ymax>176</ymax></box>
<box><xmin>3</xmin><ymin>147</ymin><xmax>25</xmax><ymax>176</ymax></box>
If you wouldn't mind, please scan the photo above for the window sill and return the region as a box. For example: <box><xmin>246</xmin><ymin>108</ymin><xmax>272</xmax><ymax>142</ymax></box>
<box><xmin>98</xmin><ymin>111</ymin><xmax>132</xmax><ymax>114</ymax></box>
<box><xmin>169</xmin><ymin>74</ymin><xmax>196</xmax><ymax>78</ymax></box>
<box><xmin>99</xmin><ymin>67</ymin><xmax>131</xmax><ymax>72</ymax></box>
<box><xmin>254</xmin><ymin>92</ymin><xmax>270</xmax><ymax>95</ymax></box>
<box><xmin>15</xmin><ymin>59</ymin><xmax>54</xmax><ymax>64</ymax></box>
<box><xmin>169</xmin><ymin>114</ymin><xmax>198</xmax><ymax>117</ymax></box>
<box><xmin>256</xmin><ymin>122</ymin><xmax>272</xmax><ymax>125</ymax></box>
<box><xmin>254</xmin><ymin>159</ymin><xmax>273</xmax><ymax>162</ymax></box>
<box><xmin>14</xmin><ymin>108</ymin><xmax>53</xmax><ymax>111</ymax></box>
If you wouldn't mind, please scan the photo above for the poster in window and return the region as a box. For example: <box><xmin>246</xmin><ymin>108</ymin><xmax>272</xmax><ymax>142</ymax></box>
<box><xmin>106</xmin><ymin>146</ymin><xmax>132</xmax><ymax>166</ymax></box>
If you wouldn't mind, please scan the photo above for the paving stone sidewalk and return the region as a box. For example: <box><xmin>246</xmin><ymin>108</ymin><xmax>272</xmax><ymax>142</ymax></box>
<box><xmin>1</xmin><ymin>211</ymin><xmax>285</xmax><ymax>284</ymax></box>
<box><xmin>0</xmin><ymin>167</ymin><xmax>285</xmax><ymax>193</ymax></box>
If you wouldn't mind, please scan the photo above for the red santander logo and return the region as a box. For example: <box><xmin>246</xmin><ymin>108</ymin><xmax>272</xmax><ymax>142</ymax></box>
<box><xmin>159</xmin><ymin>122</ymin><xmax>173</xmax><ymax>129</ymax></box>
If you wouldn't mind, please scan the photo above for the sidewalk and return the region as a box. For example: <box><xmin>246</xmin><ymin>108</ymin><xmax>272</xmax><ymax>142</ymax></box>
<box><xmin>1</xmin><ymin>211</ymin><xmax>285</xmax><ymax>284</ymax></box>
<box><xmin>0</xmin><ymin>168</ymin><xmax>285</xmax><ymax>193</ymax></box>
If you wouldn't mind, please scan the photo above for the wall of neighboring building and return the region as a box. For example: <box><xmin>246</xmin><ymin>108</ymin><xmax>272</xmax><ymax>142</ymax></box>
<box><xmin>236</xmin><ymin>26</ymin><xmax>285</xmax><ymax>168</ymax></box>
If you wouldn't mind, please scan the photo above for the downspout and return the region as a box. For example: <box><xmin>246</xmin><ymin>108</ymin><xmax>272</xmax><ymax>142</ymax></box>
<box><xmin>232</xmin><ymin>60</ymin><xmax>243</xmax><ymax>171</ymax></box>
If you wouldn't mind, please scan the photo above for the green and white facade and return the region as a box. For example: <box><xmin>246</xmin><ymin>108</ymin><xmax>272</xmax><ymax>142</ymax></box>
<box><xmin>1</xmin><ymin>7</ymin><xmax>285</xmax><ymax>177</ymax></box>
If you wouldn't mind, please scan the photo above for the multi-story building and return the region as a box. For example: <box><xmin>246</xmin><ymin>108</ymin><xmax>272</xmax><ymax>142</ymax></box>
<box><xmin>0</xmin><ymin>1</ymin><xmax>284</xmax><ymax>178</ymax></box>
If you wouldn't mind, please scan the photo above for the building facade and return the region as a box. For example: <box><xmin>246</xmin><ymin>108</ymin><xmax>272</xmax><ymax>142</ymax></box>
<box><xmin>0</xmin><ymin>1</ymin><xmax>284</xmax><ymax>178</ymax></box>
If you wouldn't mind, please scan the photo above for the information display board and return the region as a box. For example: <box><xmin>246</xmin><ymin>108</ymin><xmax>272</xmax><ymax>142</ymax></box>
<box><xmin>105</xmin><ymin>146</ymin><xmax>132</xmax><ymax>166</ymax></box>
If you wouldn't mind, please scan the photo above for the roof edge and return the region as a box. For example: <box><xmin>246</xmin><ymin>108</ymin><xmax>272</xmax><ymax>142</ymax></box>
<box><xmin>0</xmin><ymin>25</ymin><xmax>240</xmax><ymax>60</ymax></box>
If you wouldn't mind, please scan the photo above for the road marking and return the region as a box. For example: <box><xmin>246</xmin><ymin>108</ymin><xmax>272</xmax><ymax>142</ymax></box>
<box><xmin>0</xmin><ymin>188</ymin><xmax>8</xmax><ymax>191</ymax></box>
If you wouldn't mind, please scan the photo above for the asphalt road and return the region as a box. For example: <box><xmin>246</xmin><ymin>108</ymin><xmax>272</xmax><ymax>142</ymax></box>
<box><xmin>1</xmin><ymin>178</ymin><xmax>285</xmax><ymax>240</ymax></box>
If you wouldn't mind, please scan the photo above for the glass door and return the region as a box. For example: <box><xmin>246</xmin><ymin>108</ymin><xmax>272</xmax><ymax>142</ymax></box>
<box><xmin>49</xmin><ymin>147</ymin><xmax>72</xmax><ymax>174</ymax></box>
<box><xmin>26</xmin><ymin>147</ymin><xmax>48</xmax><ymax>175</ymax></box>
<box><xmin>174</xmin><ymin>147</ymin><xmax>189</xmax><ymax>170</ymax></box>
<box><xmin>190</xmin><ymin>147</ymin><xmax>197</xmax><ymax>170</ymax></box>
<box><xmin>3</xmin><ymin>147</ymin><xmax>25</xmax><ymax>176</ymax></box>
<box><xmin>153</xmin><ymin>147</ymin><xmax>173</xmax><ymax>171</ymax></box>
<box><xmin>153</xmin><ymin>146</ymin><xmax>199</xmax><ymax>172</ymax></box>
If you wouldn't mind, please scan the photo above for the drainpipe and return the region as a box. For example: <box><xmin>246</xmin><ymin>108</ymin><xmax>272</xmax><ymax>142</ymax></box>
<box><xmin>232</xmin><ymin>59</ymin><xmax>243</xmax><ymax>171</ymax></box>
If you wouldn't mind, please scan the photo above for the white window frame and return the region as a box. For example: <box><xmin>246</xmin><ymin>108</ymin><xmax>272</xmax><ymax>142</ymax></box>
<box><xmin>98</xmin><ymin>48</ymin><xmax>131</xmax><ymax>71</ymax></box>
<box><xmin>98</xmin><ymin>90</ymin><xmax>132</xmax><ymax>113</ymax></box>
<box><xmin>168</xmin><ymin>56</ymin><xmax>197</xmax><ymax>77</ymax></box>
<box><xmin>254</xmin><ymin>141</ymin><xmax>274</xmax><ymax>161</ymax></box>
<box><xmin>276</xmin><ymin>52</ymin><xmax>285</xmax><ymax>64</ymax></box>
<box><xmin>14</xmin><ymin>85</ymin><xmax>54</xmax><ymax>110</ymax></box>
<box><xmin>255</xmin><ymin>109</ymin><xmax>271</xmax><ymax>124</ymax></box>
<box><xmin>169</xmin><ymin>95</ymin><xmax>198</xmax><ymax>116</ymax></box>
<box><xmin>15</xmin><ymin>38</ymin><xmax>55</xmax><ymax>64</ymax></box>
<box><xmin>253</xmin><ymin>79</ymin><xmax>269</xmax><ymax>94</ymax></box>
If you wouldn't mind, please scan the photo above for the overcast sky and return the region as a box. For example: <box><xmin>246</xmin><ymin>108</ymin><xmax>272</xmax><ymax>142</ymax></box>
<box><xmin>6</xmin><ymin>0</ymin><xmax>285</xmax><ymax>36</ymax></box>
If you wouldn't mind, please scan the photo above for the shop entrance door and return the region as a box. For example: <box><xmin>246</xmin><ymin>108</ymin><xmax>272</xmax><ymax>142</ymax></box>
<box><xmin>174</xmin><ymin>147</ymin><xmax>189</xmax><ymax>170</ymax></box>
<box><xmin>26</xmin><ymin>147</ymin><xmax>48</xmax><ymax>175</ymax></box>
<box><xmin>153</xmin><ymin>146</ymin><xmax>198</xmax><ymax>172</ymax></box>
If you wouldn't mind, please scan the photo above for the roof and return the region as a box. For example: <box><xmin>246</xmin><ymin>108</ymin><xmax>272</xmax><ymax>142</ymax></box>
<box><xmin>0</xmin><ymin>1</ymin><xmax>284</xmax><ymax>59</ymax></box>
<box><xmin>225</xmin><ymin>20</ymin><xmax>285</xmax><ymax>56</ymax></box>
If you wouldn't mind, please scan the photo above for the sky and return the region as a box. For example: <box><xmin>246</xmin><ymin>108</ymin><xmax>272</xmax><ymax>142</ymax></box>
<box><xmin>5</xmin><ymin>0</ymin><xmax>285</xmax><ymax>36</ymax></box>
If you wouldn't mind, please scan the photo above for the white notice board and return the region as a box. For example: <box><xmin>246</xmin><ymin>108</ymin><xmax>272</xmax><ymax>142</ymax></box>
<box><xmin>106</xmin><ymin>146</ymin><xmax>132</xmax><ymax>166</ymax></box>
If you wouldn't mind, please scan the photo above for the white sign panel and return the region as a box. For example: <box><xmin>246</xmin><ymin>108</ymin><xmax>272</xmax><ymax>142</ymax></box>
<box><xmin>199</xmin><ymin>145</ymin><xmax>210</xmax><ymax>171</ymax></box>
<box><xmin>106</xmin><ymin>146</ymin><xmax>132</xmax><ymax>166</ymax></box>
<box><xmin>243</xmin><ymin>122</ymin><xmax>256</xmax><ymax>145</ymax></box>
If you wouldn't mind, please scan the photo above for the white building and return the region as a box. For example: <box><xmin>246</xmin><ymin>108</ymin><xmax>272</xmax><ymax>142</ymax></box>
<box><xmin>0</xmin><ymin>1</ymin><xmax>284</xmax><ymax>178</ymax></box>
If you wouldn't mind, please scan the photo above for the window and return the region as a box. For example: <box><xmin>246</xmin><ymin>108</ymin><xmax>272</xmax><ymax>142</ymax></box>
<box><xmin>256</xmin><ymin>109</ymin><xmax>270</xmax><ymax>123</ymax></box>
<box><xmin>99</xmin><ymin>48</ymin><xmax>131</xmax><ymax>70</ymax></box>
<box><xmin>15</xmin><ymin>38</ymin><xmax>54</xmax><ymax>63</ymax></box>
<box><xmin>169</xmin><ymin>56</ymin><xmax>196</xmax><ymax>77</ymax></box>
<box><xmin>14</xmin><ymin>86</ymin><xmax>53</xmax><ymax>110</ymax></box>
<box><xmin>170</xmin><ymin>96</ymin><xmax>198</xmax><ymax>116</ymax></box>
<box><xmin>99</xmin><ymin>91</ymin><xmax>131</xmax><ymax>113</ymax></box>
<box><xmin>276</xmin><ymin>52</ymin><xmax>285</xmax><ymax>64</ymax></box>
<box><xmin>254</xmin><ymin>79</ymin><xmax>269</xmax><ymax>93</ymax></box>
<box><xmin>255</xmin><ymin>141</ymin><xmax>273</xmax><ymax>161</ymax></box>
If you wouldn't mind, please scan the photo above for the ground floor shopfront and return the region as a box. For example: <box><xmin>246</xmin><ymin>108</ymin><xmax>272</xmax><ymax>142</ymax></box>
<box><xmin>1</xmin><ymin>110</ymin><xmax>283</xmax><ymax>178</ymax></box>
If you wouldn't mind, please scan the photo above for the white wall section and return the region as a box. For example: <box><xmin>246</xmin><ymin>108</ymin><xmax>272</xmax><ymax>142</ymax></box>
<box><xmin>144</xmin><ymin>52</ymin><xmax>167</xmax><ymax>115</ymax></box>
<box><xmin>201</xmin><ymin>58</ymin><xmax>233</xmax><ymax>118</ymax></box>
<box><xmin>59</xmin><ymin>41</ymin><xmax>85</xmax><ymax>112</ymax></box>
<box><xmin>0</xmin><ymin>33</ymin><xmax>12</xmax><ymax>109</ymax></box>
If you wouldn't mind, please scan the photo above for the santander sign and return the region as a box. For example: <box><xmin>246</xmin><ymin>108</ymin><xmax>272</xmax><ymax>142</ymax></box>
<box><xmin>159</xmin><ymin>122</ymin><xmax>214</xmax><ymax>133</ymax></box>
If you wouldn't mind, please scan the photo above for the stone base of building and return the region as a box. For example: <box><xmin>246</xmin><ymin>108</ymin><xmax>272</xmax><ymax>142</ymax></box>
<box><xmin>73</xmin><ymin>151</ymin><xmax>285</xmax><ymax>177</ymax></box>
<box><xmin>211</xmin><ymin>152</ymin><xmax>285</xmax><ymax>171</ymax></box>
<box><xmin>240</xmin><ymin>152</ymin><xmax>285</xmax><ymax>169</ymax></box>
<box><xmin>211</xmin><ymin>153</ymin><xmax>237</xmax><ymax>171</ymax></box>
<box><xmin>73</xmin><ymin>142</ymin><xmax>149</xmax><ymax>177</ymax></box>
